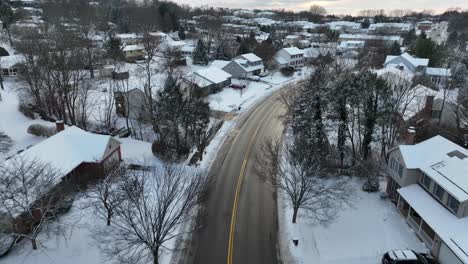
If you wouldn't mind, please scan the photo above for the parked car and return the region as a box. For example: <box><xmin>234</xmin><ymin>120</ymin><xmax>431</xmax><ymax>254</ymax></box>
<box><xmin>257</xmin><ymin>71</ymin><xmax>269</xmax><ymax>77</ymax></box>
<box><xmin>229</xmin><ymin>84</ymin><xmax>246</xmax><ymax>89</ymax></box>
<box><xmin>382</xmin><ymin>250</ymin><xmax>439</xmax><ymax>264</ymax></box>
<box><xmin>247</xmin><ymin>75</ymin><xmax>260</xmax><ymax>82</ymax></box>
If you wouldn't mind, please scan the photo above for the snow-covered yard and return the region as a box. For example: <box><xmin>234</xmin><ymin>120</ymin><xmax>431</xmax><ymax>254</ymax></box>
<box><xmin>279</xmin><ymin>178</ymin><xmax>427</xmax><ymax>264</ymax></box>
<box><xmin>0</xmin><ymin>79</ymin><xmax>54</xmax><ymax>158</ymax></box>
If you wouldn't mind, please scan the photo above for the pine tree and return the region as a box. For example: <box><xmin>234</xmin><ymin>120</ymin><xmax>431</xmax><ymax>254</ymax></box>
<box><xmin>389</xmin><ymin>41</ymin><xmax>401</xmax><ymax>55</ymax></box>
<box><xmin>236</xmin><ymin>40</ymin><xmax>251</xmax><ymax>56</ymax></box>
<box><xmin>193</xmin><ymin>39</ymin><xmax>209</xmax><ymax>65</ymax></box>
<box><xmin>104</xmin><ymin>35</ymin><xmax>124</xmax><ymax>63</ymax></box>
<box><xmin>214</xmin><ymin>41</ymin><xmax>232</xmax><ymax>61</ymax></box>
<box><xmin>178</xmin><ymin>26</ymin><xmax>186</xmax><ymax>40</ymax></box>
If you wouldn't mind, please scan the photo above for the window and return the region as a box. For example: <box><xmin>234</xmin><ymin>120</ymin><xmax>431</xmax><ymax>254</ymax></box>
<box><xmin>397</xmin><ymin>164</ymin><xmax>403</xmax><ymax>177</ymax></box>
<box><xmin>434</xmin><ymin>183</ymin><xmax>445</xmax><ymax>201</ymax></box>
<box><xmin>421</xmin><ymin>174</ymin><xmax>432</xmax><ymax>190</ymax></box>
<box><xmin>431</xmin><ymin>110</ymin><xmax>442</xmax><ymax>119</ymax></box>
<box><xmin>447</xmin><ymin>194</ymin><xmax>460</xmax><ymax>214</ymax></box>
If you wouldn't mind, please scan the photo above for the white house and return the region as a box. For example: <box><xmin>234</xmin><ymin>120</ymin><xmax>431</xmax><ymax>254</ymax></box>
<box><xmin>387</xmin><ymin>136</ymin><xmax>468</xmax><ymax>264</ymax></box>
<box><xmin>327</xmin><ymin>21</ymin><xmax>362</xmax><ymax>33</ymax></box>
<box><xmin>0</xmin><ymin>55</ymin><xmax>25</xmax><ymax>77</ymax></box>
<box><xmin>222</xmin><ymin>53</ymin><xmax>264</xmax><ymax>78</ymax></box>
<box><xmin>284</xmin><ymin>35</ymin><xmax>300</xmax><ymax>47</ymax></box>
<box><xmin>115</xmin><ymin>33</ymin><xmax>141</xmax><ymax>46</ymax></box>
<box><xmin>368</xmin><ymin>23</ymin><xmax>413</xmax><ymax>34</ymax></box>
<box><xmin>337</xmin><ymin>40</ymin><xmax>365</xmax><ymax>53</ymax></box>
<box><xmin>189</xmin><ymin>66</ymin><xmax>232</xmax><ymax>94</ymax></box>
<box><xmin>122</xmin><ymin>44</ymin><xmax>145</xmax><ymax>60</ymax></box>
<box><xmin>384</xmin><ymin>52</ymin><xmax>451</xmax><ymax>85</ymax></box>
<box><xmin>274</xmin><ymin>47</ymin><xmax>304</xmax><ymax>68</ymax></box>
<box><xmin>339</xmin><ymin>34</ymin><xmax>403</xmax><ymax>46</ymax></box>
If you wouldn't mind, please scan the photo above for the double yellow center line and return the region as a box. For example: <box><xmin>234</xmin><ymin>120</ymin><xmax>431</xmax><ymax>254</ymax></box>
<box><xmin>226</xmin><ymin>103</ymin><xmax>277</xmax><ymax>264</ymax></box>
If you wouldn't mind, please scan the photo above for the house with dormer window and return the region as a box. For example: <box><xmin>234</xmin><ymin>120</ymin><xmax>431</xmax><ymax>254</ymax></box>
<box><xmin>386</xmin><ymin>135</ymin><xmax>468</xmax><ymax>264</ymax></box>
<box><xmin>222</xmin><ymin>53</ymin><xmax>264</xmax><ymax>79</ymax></box>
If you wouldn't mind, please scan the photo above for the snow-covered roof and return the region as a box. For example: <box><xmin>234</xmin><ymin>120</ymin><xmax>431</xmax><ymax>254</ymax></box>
<box><xmin>181</xmin><ymin>46</ymin><xmax>195</xmax><ymax>52</ymax></box>
<box><xmin>340</xmin><ymin>34</ymin><xmax>402</xmax><ymax>42</ymax></box>
<box><xmin>396</xmin><ymin>136</ymin><xmax>468</xmax><ymax>201</ymax></box>
<box><xmin>211</xmin><ymin>60</ymin><xmax>231</xmax><ymax>69</ymax></box>
<box><xmin>426</xmin><ymin>67</ymin><xmax>451</xmax><ymax>77</ymax></box>
<box><xmin>283</xmin><ymin>47</ymin><xmax>303</xmax><ymax>56</ymax></box>
<box><xmin>285</xmin><ymin>35</ymin><xmax>299</xmax><ymax>40</ymax></box>
<box><xmin>327</xmin><ymin>21</ymin><xmax>361</xmax><ymax>30</ymax></box>
<box><xmin>374</xmin><ymin>67</ymin><xmax>414</xmax><ymax>82</ymax></box>
<box><xmin>238</xmin><ymin>53</ymin><xmax>262</xmax><ymax>63</ymax></box>
<box><xmin>116</xmin><ymin>33</ymin><xmax>139</xmax><ymax>39</ymax></box>
<box><xmin>398</xmin><ymin>185</ymin><xmax>468</xmax><ymax>263</ymax></box>
<box><xmin>302</xmin><ymin>47</ymin><xmax>320</xmax><ymax>59</ymax></box>
<box><xmin>0</xmin><ymin>55</ymin><xmax>25</xmax><ymax>68</ymax></box>
<box><xmin>388</xmin><ymin>250</ymin><xmax>418</xmax><ymax>260</ymax></box>
<box><xmin>418</xmin><ymin>20</ymin><xmax>433</xmax><ymax>25</ymax></box>
<box><xmin>274</xmin><ymin>55</ymin><xmax>288</xmax><ymax>65</ymax></box>
<box><xmin>7</xmin><ymin>126</ymin><xmax>119</xmax><ymax>181</ymax></box>
<box><xmin>195</xmin><ymin>67</ymin><xmax>232</xmax><ymax>85</ymax></box>
<box><xmin>123</xmin><ymin>44</ymin><xmax>144</xmax><ymax>52</ymax></box>
<box><xmin>385</xmin><ymin>52</ymin><xmax>429</xmax><ymax>67</ymax></box>
<box><xmin>369</xmin><ymin>23</ymin><xmax>413</xmax><ymax>31</ymax></box>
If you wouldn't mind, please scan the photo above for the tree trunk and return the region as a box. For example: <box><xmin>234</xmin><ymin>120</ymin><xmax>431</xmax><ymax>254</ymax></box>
<box><xmin>152</xmin><ymin>249</ymin><xmax>159</xmax><ymax>264</ymax></box>
<box><xmin>31</xmin><ymin>238</ymin><xmax>38</xmax><ymax>250</ymax></box>
<box><xmin>292</xmin><ymin>206</ymin><xmax>299</xmax><ymax>224</ymax></box>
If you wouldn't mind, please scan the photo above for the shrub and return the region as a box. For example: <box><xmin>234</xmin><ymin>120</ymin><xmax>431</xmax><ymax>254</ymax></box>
<box><xmin>280</xmin><ymin>66</ymin><xmax>294</xmax><ymax>77</ymax></box>
<box><xmin>0</xmin><ymin>131</ymin><xmax>13</xmax><ymax>153</ymax></box>
<box><xmin>18</xmin><ymin>100</ymin><xmax>35</xmax><ymax>119</ymax></box>
<box><xmin>27</xmin><ymin>124</ymin><xmax>56</xmax><ymax>137</ymax></box>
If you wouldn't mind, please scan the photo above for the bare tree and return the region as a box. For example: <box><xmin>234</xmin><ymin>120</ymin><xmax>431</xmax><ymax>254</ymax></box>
<box><xmin>85</xmin><ymin>163</ymin><xmax>126</xmax><ymax>226</ymax></box>
<box><xmin>0</xmin><ymin>157</ymin><xmax>68</xmax><ymax>250</ymax></box>
<box><xmin>258</xmin><ymin>137</ymin><xmax>352</xmax><ymax>224</ymax></box>
<box><xmin>93</xmin><ymin>162</ymin><xmax>207</xmax><ymax>264</ymax></box>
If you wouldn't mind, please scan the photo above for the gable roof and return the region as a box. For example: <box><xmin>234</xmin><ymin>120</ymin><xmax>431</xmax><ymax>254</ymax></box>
<box><xmin>7</xmin><ymin>126</ymin><xmax>119</xmax><ymax>180</ymax></box>
<box><xmin>194</xmin><ymin>67</ymin><xmax>232</xmax><ymax>86</ymax></box>
<box><xmin>238</xmin><ymin>53</ymin><xmax>262</xmax><ymax>63</ymax></box>
<box><xmin>396</xmin><ymin>136</ymin><xmax>468</xmax><ymax>201</ymax></box>
<box><xmin>385</xmin><ymin>52</ymin><xmax>429</xmax><ymax>68</ymax></box>
<box><xmin>282</xmin><ymin>47</ymin><xmax>303</xmax><ymax>56</ymax></box>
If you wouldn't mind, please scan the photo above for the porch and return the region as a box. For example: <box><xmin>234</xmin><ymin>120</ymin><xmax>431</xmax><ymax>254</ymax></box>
<box><xmin>398</xmin><ymin>196</ymin><xmax>437</xmax><ymax>249</ymax></box>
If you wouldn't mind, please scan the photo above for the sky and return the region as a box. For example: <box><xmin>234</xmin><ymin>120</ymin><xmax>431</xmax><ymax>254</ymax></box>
<box><xmin>172</xmin><ymin>0</ymin><xmax>468</xmax><ymax>15</ymax></box>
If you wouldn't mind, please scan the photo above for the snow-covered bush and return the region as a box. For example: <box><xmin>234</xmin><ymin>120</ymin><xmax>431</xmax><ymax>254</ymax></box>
<box><xmin>0</xmin><ymin>131</ymin><xmax>13</xmax><ymax>153</ymax></box>
<box><xmin>18</xmin><ymin>100</ymin><xmax>35</xmax><ymax>119</ymax></box>
<box><xmin>27</xmin><ymin>124</ymin><xmax>56</xmax><ymax>137</ymax></box>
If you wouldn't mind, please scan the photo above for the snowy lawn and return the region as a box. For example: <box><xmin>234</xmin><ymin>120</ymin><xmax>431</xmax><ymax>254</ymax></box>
<box><xmin>1</xmin><ymin>120</ymin><xmax>234</xmax><ymax>264</ymax></box>
<box><xmin>0</xmin><ymin>79</ymin><xmax>54</xmax><ymax>158</ymax></box>
<box><xmin>279</xmin><ymin>177</ymin><xmax>427</xmax><ymax>264</ymax></box>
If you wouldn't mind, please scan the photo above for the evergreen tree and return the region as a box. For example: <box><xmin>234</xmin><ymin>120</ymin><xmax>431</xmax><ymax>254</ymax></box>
<box><xmin>236</xmin><ymin>40</ymin><xmax>251</xmax><ymax>56</ymax></box>
<box><xmin>178</xmin><ymin>26</ymin><xmax>186</xmax><ymax>40</ymax></box>
<box><xmin>389</xmin><ymin>41</ymin><xmax>401</xmax><ymax>55</ymax></box>
<box><xmin>214</xmin><ymin>41</ymin><xmax>232</xmax><ymax>60</ymax></box>
<box><xmin>104</xmin><ymin>35</ymin><xmax>124</xmax><ymax>63</ymax></box>
<box><xmin>411</xmin><ymin>33</ymin><xmax>443</xmax><ymax>67</ymax></box>
<box><xmin>193</xmin><ymin>39</ymin><xmax>209</xmax><ymax>65</ymax></box>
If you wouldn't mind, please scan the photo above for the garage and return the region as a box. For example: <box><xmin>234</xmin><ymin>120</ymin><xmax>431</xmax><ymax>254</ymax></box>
<box><xmin>438</xmin><ymin>242</ymin><xmax>464</xmax><ymax>264</ymax></box>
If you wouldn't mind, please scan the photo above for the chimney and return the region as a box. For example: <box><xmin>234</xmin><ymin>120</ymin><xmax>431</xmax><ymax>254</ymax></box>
<box><xmin>424</xmin><ymin>95</ymin><xmax>434</xmax><ymax>114</ymax></box>
<box><xmin>405</xmin><ymin>127</ymin><xmax>416</xmax><ymax>145</ymax></box>
<box><xmin>56</xmin><ymin>120</ymin><xmax>65</xmax><ymax>132</ymax></box>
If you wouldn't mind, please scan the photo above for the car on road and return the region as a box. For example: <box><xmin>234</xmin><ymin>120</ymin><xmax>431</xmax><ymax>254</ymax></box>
<box><xmin>382</xmin><ymin>250</ymin><xmax>439</xmax><ymax>264</ymax></box>
<box><xmin>229</xmin><ymin>83</ymin><xmax>246</xmax><ymax>89</ymax></box>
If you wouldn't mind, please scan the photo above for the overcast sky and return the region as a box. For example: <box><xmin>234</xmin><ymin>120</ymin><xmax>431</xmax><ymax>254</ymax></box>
<box><xmin>172</xmin><ymin>0</ymin><xmax>468</xmax><ymax>15</ymax></box>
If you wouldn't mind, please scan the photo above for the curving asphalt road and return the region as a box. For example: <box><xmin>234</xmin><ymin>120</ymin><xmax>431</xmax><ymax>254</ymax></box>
<box><xmin>183</xmin><ymin>90</ymin><xmax>287</xmax><ymax>264</ymax></box>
